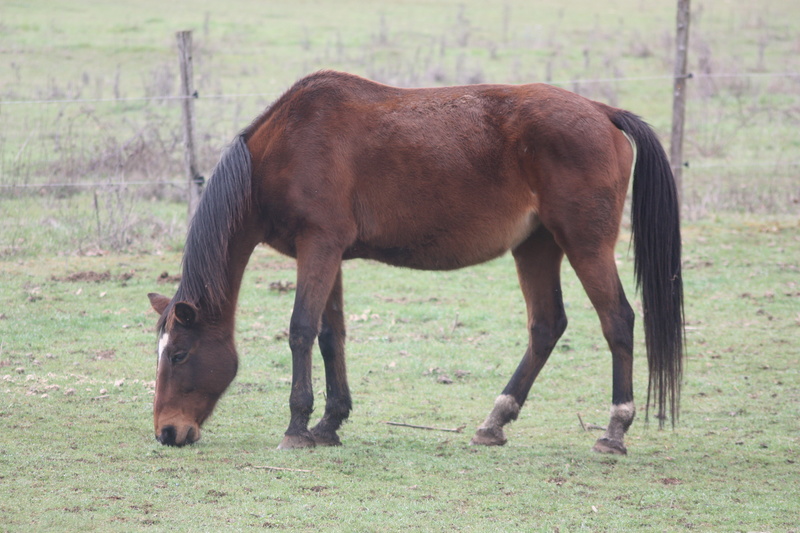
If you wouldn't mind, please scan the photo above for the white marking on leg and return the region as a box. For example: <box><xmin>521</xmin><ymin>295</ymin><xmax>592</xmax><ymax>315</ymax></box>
<box><xmin>481</xmin><ymin>394</ymin><xmax>521</xmax><ymax>428</ymax></box>
<box><xmin>602</xmin><ymin>401</ymin><xmax>636</xmax><ymax>442</ymax></box>
<box><xmin>610</xmin><ymin>401</ymin><xmax>635</xmax><ymax>423</ymax></box>
<box><xmin>471</xmin><ymin>394</ymin><xmax>521</xmax><ymax>446</ymax></box>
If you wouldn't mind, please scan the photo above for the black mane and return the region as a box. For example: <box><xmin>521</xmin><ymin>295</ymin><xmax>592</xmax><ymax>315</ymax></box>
<box><xmin>175</xmin><ymin>135</ymin><xmax>252</xmax><ymax>314</ymax></box>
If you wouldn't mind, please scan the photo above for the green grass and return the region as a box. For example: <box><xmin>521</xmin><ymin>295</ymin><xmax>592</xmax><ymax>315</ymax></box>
<box><xmin>2</xmin><ymin>215</ymin><xmax>799</xmax><ymax>531</ymax></box>
<box><xmin>1</xmin><ymin>1</ymin><xmax>799</xmax><ymax>529</ymax></box>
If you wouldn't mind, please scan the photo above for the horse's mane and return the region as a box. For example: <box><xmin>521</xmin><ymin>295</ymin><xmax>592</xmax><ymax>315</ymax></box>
<box><xmin>175</xmin><ymin>71</ymin><xmax>357</xmax><ymax>314</ymax></box>
<box><xmin>175</xmin><ymin>135</ymin><xmax>252</xmax><ymax>314</ymax></box>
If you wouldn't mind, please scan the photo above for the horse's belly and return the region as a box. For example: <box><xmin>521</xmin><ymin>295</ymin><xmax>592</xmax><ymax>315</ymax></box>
<box><xmin>347</xmin><ymin>208</ymin><xmax>540</xmax><ymax>270</ymax></box>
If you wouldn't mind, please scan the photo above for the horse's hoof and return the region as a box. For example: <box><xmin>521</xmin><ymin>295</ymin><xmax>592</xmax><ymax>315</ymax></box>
<box><xmin>592</xmin><ymin>437</ymin><xmax>627</xmax><ymax>455</ymax></box>
<box><xmin>310</xmin><ymin>429</ymin><xmax>342</xmax><ymax>447</ymax></box>
<box><xmin>469</xmin><ymin>426</ymin><xmax>507</xmax><ymax>446</ymax></box>
<box><xmin>277</xmin><ymin>433</ymin><xmax>316</xmax><ymax>450</ymax></box>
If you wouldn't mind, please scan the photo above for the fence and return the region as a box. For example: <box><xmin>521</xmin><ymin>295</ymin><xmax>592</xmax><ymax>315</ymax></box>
<box><xmin>1</xmin><ymin>4</ymin><xmax>799</xmax><ymax>255</ymax></box>
<box><xmin>3</xmin><ymin>69</ymin><xmax>796</xmax><ymax>205</ymax></box>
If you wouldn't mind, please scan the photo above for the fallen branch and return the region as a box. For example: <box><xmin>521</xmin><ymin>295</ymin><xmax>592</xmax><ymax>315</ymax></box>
<box><xmin>577</xmin><ymin>413</ymin><xmax>606</xmax><ymax>432</ymax></box>
<box><xmin>252</xmin><ymin>466</ymin><xmax>312</xmax><ymax>473</ymax></box>
<box><xmin>384</xmin><ymin>421</ymin><xmax>465</xmax><ymax>433</ymax></box>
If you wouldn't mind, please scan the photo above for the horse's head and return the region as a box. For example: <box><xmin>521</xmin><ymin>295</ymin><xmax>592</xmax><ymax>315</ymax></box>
<box><xmin>147</xmin><ymin>293</ymin><xmax>238</xmax><ymax>446</ymax></box>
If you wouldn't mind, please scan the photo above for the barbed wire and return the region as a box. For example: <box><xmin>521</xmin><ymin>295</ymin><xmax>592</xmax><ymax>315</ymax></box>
<box><xmin>0</xmin><ymin>69</ymin><xmax>796</xmax><ymax>191</ymax></box>
<box><xmin>0</xmin><ymin>71</ymin><xmax>797</xmax><ymax>106</ymax></box>
<box><xmin>0</xmin><ymin>180</ymin><xmax>185</xmax><ymax>189</ymax></box>
<box><xmin>0</xmin><ymin>93</ymin><xmax>282</xmax><ymax>106</ymax></box>
<box><xmin>689</xmin><ymin>160</ymin><xmax>800</xmax><ymax>169</ymax></box>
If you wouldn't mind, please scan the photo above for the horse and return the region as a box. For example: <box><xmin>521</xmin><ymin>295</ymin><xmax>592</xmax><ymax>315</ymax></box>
<box><xmin>148</xmin><ymin>70</ymin><xmax>683</xmax><ymax>454</ymax></box>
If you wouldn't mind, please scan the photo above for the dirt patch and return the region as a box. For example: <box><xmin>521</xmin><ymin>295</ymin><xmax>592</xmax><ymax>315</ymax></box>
<box><xmin>93</xmin><ymin>349</ymin><xmax>116</xmax><ymax>361</ymax></box>
<box><xmin>51</xmin><ymin>271</ymin><xmax>134</xmax><ymax>283</ymax></box>
<box><xmin>269</xmin><ymin>280</ymin><xmax>296</xmax><ymax>293</ymax></box>
<box><xmin>156</xmin><ymin>271</ymin><xmax>181</xmax><ymax>284</ymax></box>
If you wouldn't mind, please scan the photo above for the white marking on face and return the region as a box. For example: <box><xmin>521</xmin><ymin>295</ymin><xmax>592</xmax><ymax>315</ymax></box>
<box><xmin>157</xmin><ymin>331</ymin><xmax>170</xmax><ymax>370</ymax></box>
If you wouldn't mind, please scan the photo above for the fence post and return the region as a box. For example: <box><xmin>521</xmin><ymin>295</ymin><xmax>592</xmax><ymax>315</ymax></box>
<box><xmin>670</xmin><ymin>0</ymin><xmax>691</xmax><ymax>209</ymax></box>
<box><xmin>176</xmin><ymin>30</ymin><xmax>201</xmax><ymax>223</ymax></box>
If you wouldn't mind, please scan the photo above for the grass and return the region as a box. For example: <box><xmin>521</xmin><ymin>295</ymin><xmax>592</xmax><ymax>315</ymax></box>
<box><xmin>1</xmin><ymin>214</ymin><xmax>799</xmax><ymax>530</ymax></box>
<box><xmin>1</xmin><ymin>1</ymin><xmax>799</xmax><ymax>530</ymax></box>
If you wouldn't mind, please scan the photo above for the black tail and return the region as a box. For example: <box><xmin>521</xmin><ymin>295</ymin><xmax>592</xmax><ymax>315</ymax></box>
<box><xmin>610</xmin><ymin>110</ymin><xmax>684</xmax><ymax>428</ymax></box>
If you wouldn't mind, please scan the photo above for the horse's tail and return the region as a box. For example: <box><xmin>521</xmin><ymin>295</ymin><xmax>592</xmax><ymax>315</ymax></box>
<box><xmin>608</xmin><ymin>110</ymin><xmax>685</xmax><ymax>428</ymax></box>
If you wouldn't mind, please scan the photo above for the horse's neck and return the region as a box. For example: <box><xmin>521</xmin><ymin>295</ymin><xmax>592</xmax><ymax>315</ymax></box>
<box><xmin>216</xmin><ymin>224</ymin><xmax>261</xmax><ymax>326</ymax></box>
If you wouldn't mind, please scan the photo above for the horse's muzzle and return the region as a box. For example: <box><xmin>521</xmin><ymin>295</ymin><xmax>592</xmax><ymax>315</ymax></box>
<box><xmin>156</xmin><ymin>425</ymin><xmax>199</xmax><ymax>446</ymax></box>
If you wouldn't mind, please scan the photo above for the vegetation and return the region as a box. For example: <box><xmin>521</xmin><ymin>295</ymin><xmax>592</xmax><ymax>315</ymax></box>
<box><xmin>1</xmin><ymin>0</ymin><xmax>798</xmax><ymax>530</ymax></box>
<box><xmin>2</xmin><ymin>216</ymin><xmax>799</xmax><ymax>530</ymax></box>
<box><xmin>1</xmin><ymin>1</ymin><xmax>799</xmax><ymax>256</ymax></box>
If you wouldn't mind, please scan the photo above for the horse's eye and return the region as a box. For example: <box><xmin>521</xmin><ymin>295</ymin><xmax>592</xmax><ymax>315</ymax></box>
<box><xmin>171</xmin><ymin>352</ymin><xmax>189</xmax><ymax>365</ymax></box>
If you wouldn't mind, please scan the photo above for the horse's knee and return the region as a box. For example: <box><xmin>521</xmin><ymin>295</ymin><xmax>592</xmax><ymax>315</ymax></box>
<box><xmin>531</xmin><ymin>313</ymin><xmax>568</xmax><ymax>354</ymax></box>
<box><xmin>318</xmin><ymin>323</ymin><xmax>345</xmax><ymax>357</ymax></box>
<box><xmin>289</xmin><ymin>322</ymin><xmax>317</xmax><ymax>353</ymax></box>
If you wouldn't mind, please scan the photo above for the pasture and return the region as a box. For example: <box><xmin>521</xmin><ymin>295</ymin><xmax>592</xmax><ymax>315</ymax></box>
<box><xmin>2</xmin><ymin>216</ymin><xmax>799</xmax><ymax>530</ymax></box>
<box><xmin>1</xmin><ymin>0</ymin><xmax>799</xmax><ymax>530</ymax></box>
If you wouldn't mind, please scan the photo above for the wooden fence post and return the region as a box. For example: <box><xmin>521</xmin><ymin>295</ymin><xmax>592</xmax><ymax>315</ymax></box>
<box><xmin>670</xmin><ymin>0</ymin><xmax>691</xmax><ymax>209</ymax></box>
<box><xmin>176</xmin><ymin>30</ymin><xmax>201</xmax><ymax>223</ymax></box>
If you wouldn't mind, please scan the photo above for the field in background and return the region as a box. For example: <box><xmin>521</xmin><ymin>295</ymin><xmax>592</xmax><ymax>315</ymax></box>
<box><xmin>1</xmin><ymin>0</ymin><xmax>799</xmax><ymax>257</ymax></box>
<box><xmin>1</xmin><ymin>2</ymin><xmax>799</xmax><ymax>530</ymax></box>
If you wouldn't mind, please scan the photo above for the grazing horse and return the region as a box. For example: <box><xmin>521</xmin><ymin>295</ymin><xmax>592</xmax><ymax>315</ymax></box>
<box><xmin>148</xmin><ymin>70</ymin><xmax>683</xmax><ymax>454</ymax></box>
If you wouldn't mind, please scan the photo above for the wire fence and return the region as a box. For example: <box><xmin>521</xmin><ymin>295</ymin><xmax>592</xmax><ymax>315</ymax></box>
<box><xmin>2</xmin><ymin>70</ymin><xmax>798</xmax><ymax>106</ymax></box>
<box><xmin>0</xmin><ymin>71</ymin><xmax>800</xmax><ymax>224</ymax></box>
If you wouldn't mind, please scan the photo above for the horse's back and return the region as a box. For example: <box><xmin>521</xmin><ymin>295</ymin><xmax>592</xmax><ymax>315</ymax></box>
<box><xmin>248</xmin><ymin>72</ymin><xmax>632</xmax><ymax>269</ymax></box>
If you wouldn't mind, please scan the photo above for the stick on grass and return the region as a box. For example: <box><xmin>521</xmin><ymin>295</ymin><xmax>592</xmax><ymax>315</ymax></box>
<box><xmin>253</xmin><ymin>466</ymin><xmax>313</xmax><ymax>473</ymax></box>
<box><xmin>384</xmin><ymin>421</ymin><xmax>466</xmax><ymax>433</ymax></box>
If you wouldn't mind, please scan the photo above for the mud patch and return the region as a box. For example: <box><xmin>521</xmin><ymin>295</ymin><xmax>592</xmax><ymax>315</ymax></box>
<box><xmin>156</xmin><ymin>271</ymin><xmax>181</xmax><ymax>284</ymax></box>
<box><xmin>93</xmin><ymin>349</ymin><xmax>116</xmax><ymax>361</ymax></box>
<box><xmin>269</xmin><ymin>280</ymin><xmax>295</xmax><ymax>293</ymax></box>
<box><xmin>52</xmin><ymin>271</ymin><xmax>134</xmax><ymax>283</ymax></box>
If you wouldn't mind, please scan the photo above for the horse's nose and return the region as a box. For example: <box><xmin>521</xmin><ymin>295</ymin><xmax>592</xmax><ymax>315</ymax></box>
<box><xmin>157</xmin><ymin>425</ymin><xmax>178</xmax><ymax>446</ymax></box>
<box><xmin>156</xmin><ymin>424</ymin><xmax>200</xmax><ymax>446</ymax></box>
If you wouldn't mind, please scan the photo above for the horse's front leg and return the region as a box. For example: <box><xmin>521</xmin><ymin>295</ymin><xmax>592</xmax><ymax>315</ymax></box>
<box><xmin>310</xmin><ymin>268</ymin><xmax>351</xmax><ymax>446</ymax></box>
<box><xmin>278</xmin><ymin>242</ymin><xmax>344</xmax><ymax>450</ymax></box>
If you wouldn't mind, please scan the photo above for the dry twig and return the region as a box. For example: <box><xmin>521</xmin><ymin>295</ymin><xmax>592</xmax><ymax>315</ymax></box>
<box><xmin>253</xmin><ymin>466</ymin><xmax>313</xmax><ymax>473</ymax></box>
<box><xmin>384</xmin><ymin>421</ymin><xmax>465</xmax><ymax>433</ymax></box>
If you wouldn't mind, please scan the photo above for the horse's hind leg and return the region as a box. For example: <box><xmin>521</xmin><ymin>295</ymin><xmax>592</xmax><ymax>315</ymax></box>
<box><xmin>567</xmin><ymin>249</ymin><xmax>636</xmax><ymax>455</ymax></box>
<box><xmin>471</xmin><ymin>228</ymin><xmax>568</xmax><ymax>446</ymax></box>
<box><xmin>310</xmin><ymin>268</ymin><xmax>352</xmax><ymax>446</ymax></box>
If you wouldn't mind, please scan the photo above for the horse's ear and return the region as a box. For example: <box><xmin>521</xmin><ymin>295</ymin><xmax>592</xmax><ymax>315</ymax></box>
<box><xmin>173</xmin><ymin>301</ymin><xmax>198</xmax><ymax>327</ymax></box>
<box><xmin>148</xmin><ymin>293</ymin><xmax>171</xmax><ymax>315</ymax></box>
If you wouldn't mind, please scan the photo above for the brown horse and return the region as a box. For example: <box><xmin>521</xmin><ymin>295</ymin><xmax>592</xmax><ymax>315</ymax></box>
<box><xmin>148</xmin><ymin>70</ymin><xmax>683</xmax><ymax>454</ymax></box>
